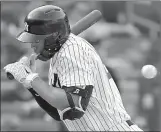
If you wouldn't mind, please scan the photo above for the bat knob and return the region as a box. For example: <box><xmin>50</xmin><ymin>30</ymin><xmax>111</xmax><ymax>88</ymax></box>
<box><xmin>7</xmin><ymin>72</ymin><xmax>14</xmax><ymax>80</ymax></box>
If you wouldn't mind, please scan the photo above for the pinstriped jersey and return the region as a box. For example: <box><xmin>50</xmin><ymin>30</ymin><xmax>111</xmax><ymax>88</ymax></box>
<box><xmin>49</xmin><ymin>33</ymin><xmax>131</xmax><ymax>131</ymax></box>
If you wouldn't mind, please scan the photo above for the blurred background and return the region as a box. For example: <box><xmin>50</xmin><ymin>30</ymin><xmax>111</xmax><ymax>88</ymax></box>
<box><xmin>1</xmin><ymin>1</ymin><xmax>161</xmax><ymax>131</ymax></box>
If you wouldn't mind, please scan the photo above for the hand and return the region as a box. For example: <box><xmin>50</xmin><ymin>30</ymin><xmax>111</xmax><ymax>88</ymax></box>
<box><xmin>4</xmin><ymin>62</ymin><xmax>38</xmax><ymax>87</ymax></box>
<box><xmin>4</xmin><ymin>62</ymin><xmax>32</xmax><ymax>83</ymax></box>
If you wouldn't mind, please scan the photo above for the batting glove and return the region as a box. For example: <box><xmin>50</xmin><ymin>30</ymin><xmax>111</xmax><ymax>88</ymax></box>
<box><xmin>18</xmin><ymin>53</ymin><xmax>37</xmax><ymax>72</ymax></box>
<box><xmin>4</xmin><ymin>62</ymin><xmax>39</xmax><ymax>88</ymax></box>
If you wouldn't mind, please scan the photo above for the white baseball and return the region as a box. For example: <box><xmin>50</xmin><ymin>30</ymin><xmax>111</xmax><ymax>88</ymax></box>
<box><xmin>141</xmin><ymin>65</ymin><xmax>157</xmax><ymax>79</ymax></box>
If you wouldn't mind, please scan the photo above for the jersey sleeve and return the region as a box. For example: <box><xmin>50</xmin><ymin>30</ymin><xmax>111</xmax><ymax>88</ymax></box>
<box><xmin>57</xmin><ymin>43</ymin><xmax>94</xmax><ymax>87</ymax></box>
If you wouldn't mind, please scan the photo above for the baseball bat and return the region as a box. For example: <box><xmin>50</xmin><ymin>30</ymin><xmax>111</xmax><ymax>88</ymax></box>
<box><xmin>6</xmin><ymin>10</ymin><xmax>102</xmax><ymax>80</ymax></box>
<box><xmin>71</xmin><ymin>10</ymin><xmax>102</xmax><ymax>35</ymax></box>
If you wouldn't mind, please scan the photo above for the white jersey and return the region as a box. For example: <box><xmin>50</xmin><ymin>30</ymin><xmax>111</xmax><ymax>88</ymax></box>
<box><xmin>48</xmin><ymin>33</ymin><xmax>141</xmax><ymax>131</ymax></box>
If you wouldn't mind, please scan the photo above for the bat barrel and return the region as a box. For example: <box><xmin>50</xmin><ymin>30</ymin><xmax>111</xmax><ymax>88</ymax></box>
<box><xmin>71</xmin><ymin>10</ymin><xmax>102</xmax><ymax>35</ymax></box>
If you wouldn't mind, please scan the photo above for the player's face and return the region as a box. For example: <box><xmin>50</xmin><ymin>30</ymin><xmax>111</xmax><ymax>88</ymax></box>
<box><xmin>31</xmin><ymin>40</ymin><xmax>44</xmax><ymax>55</ymax></box>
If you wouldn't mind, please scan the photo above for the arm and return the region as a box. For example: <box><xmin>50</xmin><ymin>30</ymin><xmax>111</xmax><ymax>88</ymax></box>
<box><xmin>31</xmin><ymin>77</ymin><xmax>80</xmax><ymax>111</ymax></box>
<box><xmin>31</xmin><ymin>77</ymin><xmax>93</xmax><ymax>120</ymax></box>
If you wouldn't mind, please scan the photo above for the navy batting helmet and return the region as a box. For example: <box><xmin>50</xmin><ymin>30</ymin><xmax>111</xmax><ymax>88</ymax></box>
<box><xmin>17</xmin><ymin>5</ymin><xmax>70</xmax><ymax>61</ymax></box>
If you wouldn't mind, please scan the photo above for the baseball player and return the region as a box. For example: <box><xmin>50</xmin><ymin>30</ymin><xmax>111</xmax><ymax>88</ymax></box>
<box><xmin>4</xmin><ymin>5</ymin><xmax>143</xmax><ymax>131</ymax></box>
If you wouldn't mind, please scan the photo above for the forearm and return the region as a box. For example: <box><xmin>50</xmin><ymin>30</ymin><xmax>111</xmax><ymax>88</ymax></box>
<box><xmin>31</xmin><ymin>77</ymin><xmax>69</xmax><ymax>111</ymax></box>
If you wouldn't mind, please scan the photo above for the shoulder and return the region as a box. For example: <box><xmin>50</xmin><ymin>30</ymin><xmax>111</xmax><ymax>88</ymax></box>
<box><xmin>58</xmin><ymin>33</ymin><xmax>89</xmax><ymax>53</ymax></box>
<box><xmin>64</xmin><ymin>33</ymin><xmax>83</xmax><ymax>47</ymax></box>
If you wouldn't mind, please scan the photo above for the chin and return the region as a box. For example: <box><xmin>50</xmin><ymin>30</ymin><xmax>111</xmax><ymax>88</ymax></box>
<box><xmin>37</xmin><ymin>55</ymin><xmax>50</xmax><ymax>61</ymax></box>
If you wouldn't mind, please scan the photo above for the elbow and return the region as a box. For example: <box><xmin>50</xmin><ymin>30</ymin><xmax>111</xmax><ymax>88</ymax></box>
<box><xmin>70</xmin><ymin>108</ymin><xmax>85</xmax><ymax>120</ymax></box>
<box><xmin>60</xmin><ymin>107</ymin><xmax>85</xmax><ymax>120</ymax></box>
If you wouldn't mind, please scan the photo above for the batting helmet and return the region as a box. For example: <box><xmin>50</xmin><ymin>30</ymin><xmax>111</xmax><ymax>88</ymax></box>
<box><xmin>17</xmin><ymin>5</ymin><xmax>71</xmax><ymax>61</ymax></box>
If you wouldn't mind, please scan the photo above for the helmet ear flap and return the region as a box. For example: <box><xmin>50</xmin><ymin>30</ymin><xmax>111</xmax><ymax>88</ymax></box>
<box><xmin>44</xmin><ymin>32</ymin><xmax>59</xmax><ymax>48</ymax></box>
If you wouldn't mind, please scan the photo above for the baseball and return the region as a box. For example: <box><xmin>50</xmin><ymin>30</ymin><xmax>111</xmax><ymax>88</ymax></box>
<box><xmin>141</xmin><ymin>65</ymin><xmax>157</xmax><ymax>79</ymax></box>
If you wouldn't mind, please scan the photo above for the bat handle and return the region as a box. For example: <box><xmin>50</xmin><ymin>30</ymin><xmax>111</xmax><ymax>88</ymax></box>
<box><xmin>7</xmin><ymin>72</ymin><xmax>14</xmax><ymax>80</ymax></box>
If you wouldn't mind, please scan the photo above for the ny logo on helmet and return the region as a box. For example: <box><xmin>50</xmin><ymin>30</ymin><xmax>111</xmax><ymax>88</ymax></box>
<box><xmin>25</xmin><ymin>23</ymin><xmax>29</xmax><ymax>32</ymax></box>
